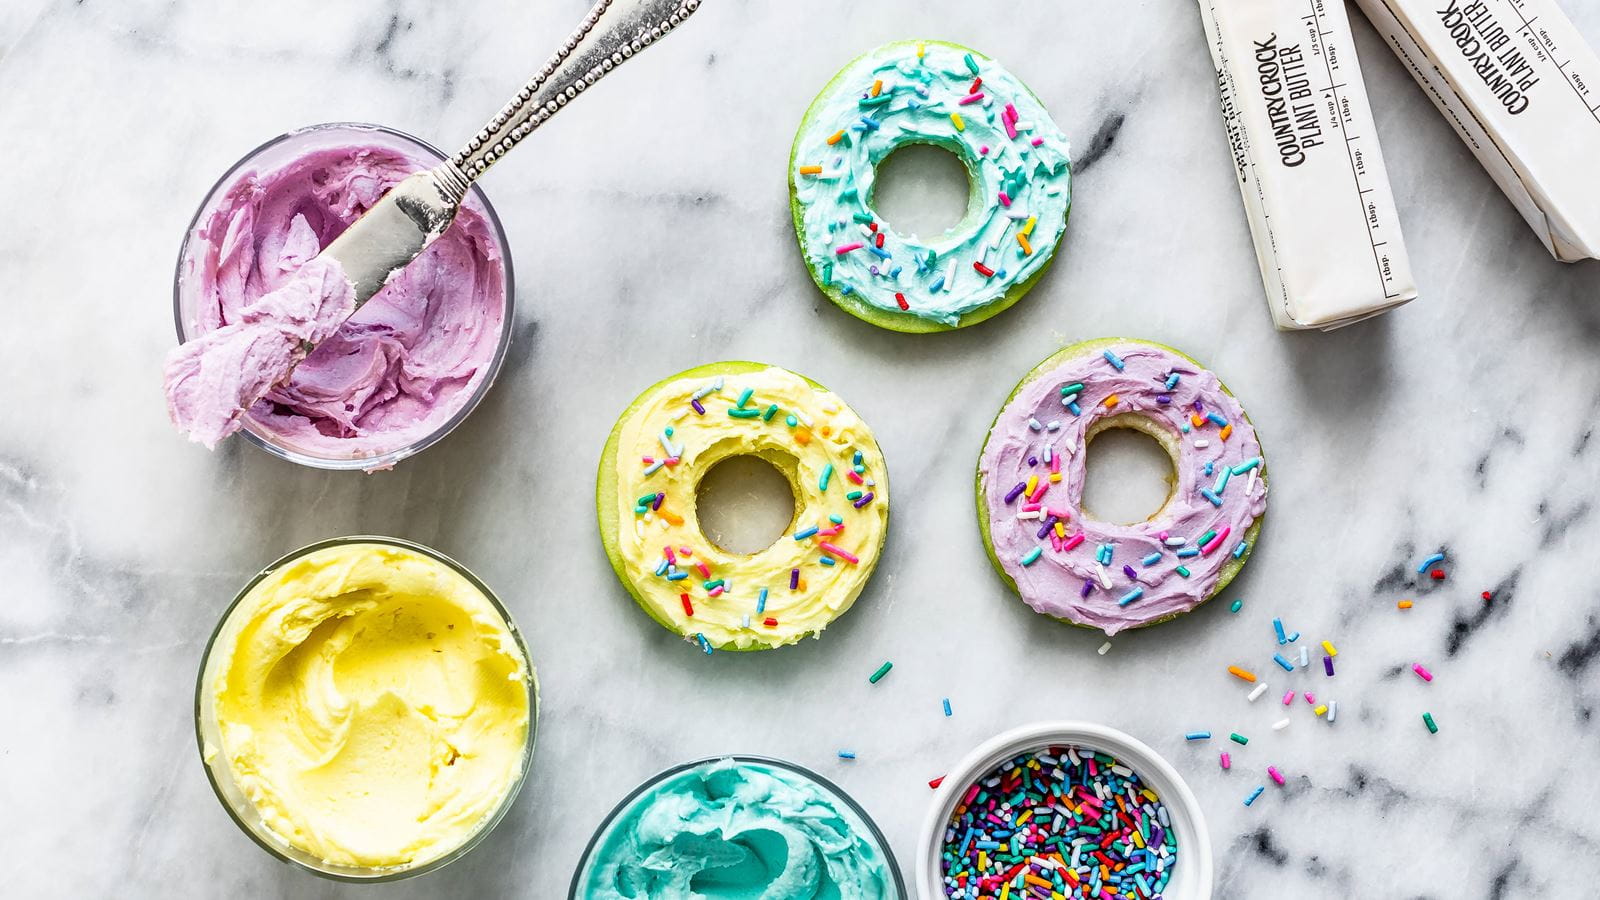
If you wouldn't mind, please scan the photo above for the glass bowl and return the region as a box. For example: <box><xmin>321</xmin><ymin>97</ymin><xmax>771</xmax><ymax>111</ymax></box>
<box><xmin>194</xmin><ymin>535</ymin><xmax>538</xmax><ymax>882</ymax></box>
<box><xmin>917</xmin><ymin>721</ymin><xmax>1213</xmax><ymax>899</ymax></box>
<box><xmin>570</xmin><ymin>755</ymin><xmax>908</xmax><ymax>898</ymax></box>
<box><xmin>172</xmin><ymin>122</ymin><xmax>515</xmax><ymax>471</ymax></box>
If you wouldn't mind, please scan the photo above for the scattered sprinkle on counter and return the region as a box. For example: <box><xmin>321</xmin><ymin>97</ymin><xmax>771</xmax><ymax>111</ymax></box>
<box><xmin>1244</xmin><ymin>785</ymin><xmax>1265</xmax><ymax>806</ymax></box>
<box><xmin>837</xmin><ymin>750</ymin><xmax>856</xmax><ymax>760</ymax></box>
<box><xmin>937</xmin><ymin>744</ymin><xmax>1179</xmax><ymax>899</ymax></box>
<box><xmin>868</xmin><ymin>660</ymin><xmax>893</xmax><ymax>684</ymax></box>
<box><xmin>943</xmin><ymin>698</ymin><xmax>953</xmax><ymax>717</ymax></box>
<box><xmin>1213</xmin><ymin>597</ymin><xmax>1458</xmax><ymax>782</ymax></box>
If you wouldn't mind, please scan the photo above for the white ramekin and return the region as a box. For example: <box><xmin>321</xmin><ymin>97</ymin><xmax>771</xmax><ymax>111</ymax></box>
<box><xmin>916</xmin><ymin>721</ymin><xmax>1213</xmax><ymax>899</ymax></box>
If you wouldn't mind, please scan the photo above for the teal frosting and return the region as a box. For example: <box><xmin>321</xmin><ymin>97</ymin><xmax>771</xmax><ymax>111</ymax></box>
<box><xmin>574</xmin><ymin>759</ymin><xmax>896</xmax><ymax>899</ymax></box>
<box><xmin>792</xmin><ymin>41</ymin><xmax>1072</xmax><ymax>326</ymax></box>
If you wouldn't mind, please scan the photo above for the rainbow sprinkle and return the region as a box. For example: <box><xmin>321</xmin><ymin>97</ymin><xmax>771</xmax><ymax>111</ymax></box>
<box><xmin>938</xmin><ymin>745</ymin><xmax>1178</xmax><ymax>899</ymax></box>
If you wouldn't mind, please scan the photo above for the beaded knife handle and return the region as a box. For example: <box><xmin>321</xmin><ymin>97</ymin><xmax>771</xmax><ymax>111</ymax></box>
<box><xmin>317</xmin><ymin>0</ymin><xmax>702</xmax><ymax>310</ymax></box>
<box><xmin>452</xmin><ymin>0</ymin><xmax>702</xmax><ymax>179</ymax></box>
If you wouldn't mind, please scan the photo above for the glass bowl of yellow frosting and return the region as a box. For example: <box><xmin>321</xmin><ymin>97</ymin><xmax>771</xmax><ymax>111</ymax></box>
<box><xmin>194</xmin><ymin>536</ymin><xmax>537</xmax><ymax>881</ymax></box>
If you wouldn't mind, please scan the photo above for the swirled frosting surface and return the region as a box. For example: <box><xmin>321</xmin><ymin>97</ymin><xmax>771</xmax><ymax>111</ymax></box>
<box><xmin>206</xmin><ymin>543</ymin><xmax>530</xmax><ymax>869</ymax></box>
<box><xmin>576</xmin><ymin>759</ymin><xmax>895</xmax><ymax>899</ymax></box>
<box><xmin>979</xmin><ymin>343</ymin><xmax>1267</xmax><ymax>634</ymax></box>
<box><xmin>167</xmin><ymin>140</ymin><xmax>506</xmax><ymax>461</ymax></box>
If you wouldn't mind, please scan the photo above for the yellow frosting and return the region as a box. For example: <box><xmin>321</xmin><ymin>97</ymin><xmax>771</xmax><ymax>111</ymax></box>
<box><xmin>205</xmin><ymin>542</ymin><xmax>531</xmax><ymax>870</ymax></box>
<box><xmin>609</xmin><ymin>365</ymin><xmax>890</xmax><ymax>650</ymax></box>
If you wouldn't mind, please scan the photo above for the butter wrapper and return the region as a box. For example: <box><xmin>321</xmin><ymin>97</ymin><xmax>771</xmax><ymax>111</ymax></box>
<box><xmin>1198</xmin><ymin>0</ymin><xmax>1418</xmax><ymax>330</ymax></box>
<box><xmin>1354</xmin><ymin>0</ymin><xmax>1600</xmax><ymax>261</ymax></box>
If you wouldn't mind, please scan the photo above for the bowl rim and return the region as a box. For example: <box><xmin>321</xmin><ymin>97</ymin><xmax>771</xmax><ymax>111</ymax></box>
<box><xmin>192</xmin><ymin>534</ymin><xmax>539</xmax><ymax>882</ymax></box>
<box><xmin>916</xmin><ymin>720</ymin><xmax>1213</xmax><ymax>899</ymax></box>
<box><xmin>567</xmin><ymin>754</ymin><xmax>909</xmax><ymax>898</ymax></box>
<box><xmin>170</xmin><ymin>121</ymin><xmax>517</xmax><ymax>471</ymax></box>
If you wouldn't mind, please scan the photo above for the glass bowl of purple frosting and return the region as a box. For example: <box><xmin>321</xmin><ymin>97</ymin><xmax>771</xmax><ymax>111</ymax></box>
<box><xmin>172</xmin><ymin>122</ymin><xmax>514</xmax><ymax>471</ymax></box>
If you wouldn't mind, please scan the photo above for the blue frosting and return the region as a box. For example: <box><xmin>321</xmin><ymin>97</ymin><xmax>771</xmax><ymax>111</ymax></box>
<box><xmin>574</xmin><ymin>759</ymin><xmax>895</xmax><ymax>899</ymax></box>
<box><xmin>792</xmin><ymin>41</ymin><xmax>1072</xmax><ymax>326</ymax></box>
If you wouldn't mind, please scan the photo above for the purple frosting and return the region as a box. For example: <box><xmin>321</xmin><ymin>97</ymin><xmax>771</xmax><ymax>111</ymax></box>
<box><xmin>979</xmin><ymin>342</ymin><xmax>1267</xmax><ymax>634</ymax></box>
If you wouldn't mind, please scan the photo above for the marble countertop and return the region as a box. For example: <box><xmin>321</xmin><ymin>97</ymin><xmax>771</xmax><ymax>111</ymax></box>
<box><xmin>5</xmin><ymin>1</ymin><xmax>1600</xmax><ymax>896</ymax></box>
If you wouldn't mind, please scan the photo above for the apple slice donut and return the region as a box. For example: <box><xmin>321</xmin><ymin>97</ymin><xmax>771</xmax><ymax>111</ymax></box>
<box><xmin>597</xmin><ymin>362</ymin><xmax>890</xmax><ymax>652</ymax></box>
<box><xmin>790</xmin><ymin>40</ymin><xmax>1072</xmax><ymax>332</ymax></box>
<box><xmin>977</xmin><ymin>339</ymin><xmax>1267</xmax><ymax>635</ymax></box>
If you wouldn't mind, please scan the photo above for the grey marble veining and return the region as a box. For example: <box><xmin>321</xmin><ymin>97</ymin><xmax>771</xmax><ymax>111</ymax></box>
<box><xmin>4</xmin><ymin>1</ymin><xmax>1600</xmax><ymax>897</ymax></box>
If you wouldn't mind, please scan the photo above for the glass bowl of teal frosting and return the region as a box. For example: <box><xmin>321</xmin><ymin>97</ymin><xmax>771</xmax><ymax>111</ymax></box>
<box><xmin>569</xmin><ymin>755</ymin><xmax>906</xmax><ymax>898</ymax></box>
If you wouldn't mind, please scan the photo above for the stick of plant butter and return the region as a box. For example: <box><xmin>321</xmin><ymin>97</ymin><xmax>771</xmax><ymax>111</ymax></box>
<box><xmin>1197</xmin><ymin>0</ymin><xmax>1418</xmax><ymax>330</ymax></box>
<box><xmin>1353</xmin><ymin>0</ymin><xmax>1600</xmax><ymax>261</ymax></box>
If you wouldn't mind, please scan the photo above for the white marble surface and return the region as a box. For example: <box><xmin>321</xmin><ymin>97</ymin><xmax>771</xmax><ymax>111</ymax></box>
<box><xmin>5</xmin><ymin>1</ymin><xmax>1600</xmax><ymax>897</ymax></box>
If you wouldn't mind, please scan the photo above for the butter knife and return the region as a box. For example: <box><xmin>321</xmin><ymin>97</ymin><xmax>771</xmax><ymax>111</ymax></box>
<box><xmin>321</xmin><ymin>0</ymin><xmax>701</xmax><ymax>310</ymax></box>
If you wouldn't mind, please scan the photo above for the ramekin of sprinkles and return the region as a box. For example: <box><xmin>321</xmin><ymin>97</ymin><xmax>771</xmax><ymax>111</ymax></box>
<box><xmin>919</xmin><ymin>722</ymin><xmax>1212</xmax><ymax>900</ymax></box>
